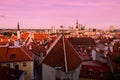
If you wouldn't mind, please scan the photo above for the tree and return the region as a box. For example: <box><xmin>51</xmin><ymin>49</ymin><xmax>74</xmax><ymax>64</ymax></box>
<box><xmin>3</xmin><ymin>32</ymin><xmax>12</xmax><ymax>37</ymax></box>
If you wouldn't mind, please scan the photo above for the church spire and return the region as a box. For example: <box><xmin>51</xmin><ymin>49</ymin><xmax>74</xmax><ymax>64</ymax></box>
<box><xmin>76</xmin><ymin>19</ymin><xmax>79</xmax><ymax>29</ymax></box>
<box><xmin>17</xmin><ymin>22</ymin><xmax>20</xmax><ymax>30</ymax></box>
<box><xmin>17</xmin><ymin>22</ymin><xmax>20</xmax><ymax>39</ymax></box>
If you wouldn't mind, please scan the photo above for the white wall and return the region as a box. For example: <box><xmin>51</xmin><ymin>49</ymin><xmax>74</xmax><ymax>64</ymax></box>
<box><xmin>30</xmin><ymin>62</ymin><xmax>34</xmax><ymax>80</ymax></box>
<box><xmin>42</xmin><ymin>64</ymin><xmax>55</xmax><ymax>80</ymax></box>
<box><xmin>91</xmin><ymin>49</ymin><xmax>96</xmax><ymax>61</ymax></box>
<box><xmin>42</xmin><ymin>64</ymin><xmax>81</xmax><ymax>80</ymax></box>
<box><xmin>72</xmin><ymin>66</ymin><xmax>80</xmax><ymax>80</ymax></box>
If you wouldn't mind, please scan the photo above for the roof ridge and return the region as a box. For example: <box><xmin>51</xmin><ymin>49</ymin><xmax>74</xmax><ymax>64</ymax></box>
<box><xmin>62</xmin><ymin>36</ymin><xmax>68</xmax><ymax>73</ymax></box>
<box><xmin>46</xmin><ymin>35</ymin><xmax>62</xmax><ymax>54</ymax></box>
<box><xmin>42</xmin><ymin>34</ymin><xmax>82</xmax><ymax>72</ymax></box>
<box><xmin>20</xmin><ymin>47</ymin><xmax>33</xmax><ymax>60</ymax></box>
<box><xmin>65</xmin><ymin>38</ymin><xmax>81</xmax><ymax>59</ymax></box>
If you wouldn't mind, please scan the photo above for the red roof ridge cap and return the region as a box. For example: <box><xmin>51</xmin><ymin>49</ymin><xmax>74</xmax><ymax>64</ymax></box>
<box><xmin>46</xmin><ymin>35</ymin><xmax>62</xmax><ymax>54</ymax></box>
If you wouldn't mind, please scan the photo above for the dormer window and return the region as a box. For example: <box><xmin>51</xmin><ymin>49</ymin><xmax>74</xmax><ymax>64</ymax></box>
<box><xmin>99</xmin><ymin>71</ymin><xmax>105</xmax><ymax>76</ymax></box>
<box><xmin>10</xmin><ymin>54</ymin><xmax>16</xmax><ymax>60</ymax></box>
<box><xmin>87</xmin><ymin>69</ymin><xmax>93</xmax><ymax>76</ymax></box>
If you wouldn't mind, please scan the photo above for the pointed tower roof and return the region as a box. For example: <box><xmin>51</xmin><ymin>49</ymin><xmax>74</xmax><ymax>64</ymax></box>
<box><xmin>76</xmin><ymin>19</ymin><xmax>79</xmax><ymax>28</ymax></box>
<box><xmin>42</xmin><ymin>35</ymin><xmax>82</xmax><ymax>72</ymax></box>
<box><xmin>17</xmin><ymin>22</ymin><xmax>20</xmax><ymax>30</ymax></box>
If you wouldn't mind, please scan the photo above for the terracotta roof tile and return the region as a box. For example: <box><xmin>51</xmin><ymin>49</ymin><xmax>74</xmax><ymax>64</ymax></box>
<box><xmin>26</xmin><ymin>42</ymin><xmax>46</xmax><ymax>56</ymax></box>
<box><xmin>0</xmin><ymin>47</ymin><xmax>8</xmax><ymax>62</ymax></box>
<box><xmin>34</xmin><ymin>33</ymin><xmax>47</xmax><ymax>40</ymax></box>
<box><xmin>42</xmin><ymin>35</ymin><xmax>82</xmax><ymax>72</ymax></box>
<box><xmin>68</xmin><ymin>37</ymin><xmax>96</xmax><ymax>46</ymax></box>
<box><xmin>80</xmin><ymin>61</ymin><xmax>110</xmax><ymax>79</ymax></box>
<box><xmin>0</xmin><ymin>35</ymin><xmax>8</xmax><ymax>44</ymax></box>
<box><xmin>79</xmin><ymin>52</ymin><xmax>92</xmax><ymax>61</ymax></box>
<box><xmin>11</xmin><ymin>35</ymin><xmax>17</xmax><ymax>40</ymax></box>
<box><xmin>21</xmin><ymin>32</ymin><xmax>29</xmax><ymax>41</ymax></box>
<box><xmin>0</xmin><ymin>46</ymin><xmax>33</xmax><ymax>63</ymax></box>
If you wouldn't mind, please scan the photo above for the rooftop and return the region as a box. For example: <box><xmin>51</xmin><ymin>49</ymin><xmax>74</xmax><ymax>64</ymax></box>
<box><xmin>0</xmin><ymin>46</ymin><xmax>33</xmax><ymax>63</ymax></box>
<box><xmin>42</xmin><ymin>35</ymin><xmax>82</xmax><ymax>72</ymax></box>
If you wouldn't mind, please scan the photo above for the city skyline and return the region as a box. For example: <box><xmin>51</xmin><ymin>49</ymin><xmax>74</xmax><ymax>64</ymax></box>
<box><xmin>0</xmin><ymin>0</ymin><xmax>120</xmax><ymax>29</ymax></box>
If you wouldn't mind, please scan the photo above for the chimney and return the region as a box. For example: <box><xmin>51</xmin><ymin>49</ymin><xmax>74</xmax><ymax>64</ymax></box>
<box><xmin>29</xmin><ymin>44</ymin><xmax>32</xmax><ymax>50</ymax></box>
<box><xmin>91</xmin><ymin>49</ymin><xmax>96</xmax><ymax>61</ymax></box>
<box><xmin>14</xmin><ymin>40</ymin><xmax>19</xmax><ymax>47</ymax></box>
<box><xmin>110</xmin><ymin>46</ymin><xmax>113</xmax><ymax>52</ymax></box>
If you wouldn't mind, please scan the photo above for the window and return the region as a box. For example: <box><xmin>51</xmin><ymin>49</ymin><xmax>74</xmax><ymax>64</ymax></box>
<box><xmin>13</xmin><ymin>63</ymin><xmax>17</xmax><ymax>67</ymax></box>
<box><xmin>10</xmin><ymin>54</ymin><xmax>16</xmax><ymax>60</ymax></box>
<box><xmin>55</xmin><ymin>67</ymin><xmax>61</xmax><ymax>80</ymax></box>
<box><xmin>87</xmin><ymin>69</ymin><xmax>93</xmax><ymax>76</ymax></box>
<box><xmin>0</xmin><ymin>64</ymin><xmax>1</xmax><ymax>67</ymax></box>
<box><xmin>23</xmin><ymin>62</ymin><xmax>26</xmax><ymax>67</ymax></box>
<box><xmin>99</xmin><ymin>71</ymin><xmax>104</xmax><ymax>76</ymax></box>
<box><xmin>6</xmin><ymin>63</ymin><xmax>10</xmax><ymax>68</ymax></box>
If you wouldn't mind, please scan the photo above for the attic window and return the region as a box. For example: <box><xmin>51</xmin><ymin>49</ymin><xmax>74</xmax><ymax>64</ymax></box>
<box><xmin>87</xmin><ymin>69</ymin><xmax>93</xmax><ymax>76</ymax></box>
<box><xmin>99</xmin><ymin>71</ymin><xmax>105</xmax><ymax>76</ymax></box>
<box><xmin>10</xmin><ymin>54</ymin><xmax>16</xmax><ymax>60</ymax></box>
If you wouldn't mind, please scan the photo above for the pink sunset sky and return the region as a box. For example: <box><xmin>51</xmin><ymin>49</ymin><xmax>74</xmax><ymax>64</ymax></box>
<box><xmin>0</xmin><ymin>0</ymin><xmax>120</xmax><ymax>29</ymax></box>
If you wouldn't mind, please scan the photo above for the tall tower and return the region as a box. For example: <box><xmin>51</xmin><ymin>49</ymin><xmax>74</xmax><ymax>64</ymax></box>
<box><xmin>109</xmin><ymin>25</ymin><xmax>114</xmax><ymax>31</ymax></box>
<box><xmin>17</xmin><ymin>22</ymin><xmax>20</xmax><ymax>40</ymax></box>
<box><xmin>75</xmin><ymin>20</ymin><xmax>79</xmax><ymax>36</ymax></box>
<box><xmin>76</xmin><ymin>19</ymin><xmax>79</xmax><ymax>29</ymax></box>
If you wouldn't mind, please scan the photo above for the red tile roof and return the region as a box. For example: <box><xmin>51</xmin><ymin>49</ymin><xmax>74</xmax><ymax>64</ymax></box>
<box><xmin>11</xmin><ymin>35</ymin><xmax>17</xmax><ymax>40</ymax></box>
<box><xmin>98</xmin><ymin>39</ymin><xmax>111</xmax><ymax>45</ymax></box>
<box><xmin>34</xmin><ymin>33</ymin><xmax>47</xmax><ymax>40</ymax></box>
<box><xmin>27</xmin><ymin>42</ymin><xmax>46</xmax><ymax>56</ymax></box>
<box><xmin>0</xmin><ymin>35</ymin><xmax>8</xmax><ymax>45</ymax></box>
<box><xmin>42</xmin><ymin>35</ymin><xmax>82</xmax><ymax>72</ymax></box>
<box><xmin>0</xmin><ymin>46</ymin><xmax>33</xmax><ymax>63</ymax></box>
<box><xmin>68</xmin><ymin>37</ymin><xmax>96</xmax><ymax>46</ymax></box>
<box><xmin>0</xmin><ymin>47</ymin><xmax>8</xmax><ymax>62</ymax></box>
<box><xmin>80</xmin><ymin>61</ymin><xmax>110</xmax><ymax>79</ymax></box>
<box><xmin>21</xmin><ymin>32</ymin><xmax>29</xmax><ymax>41</ymax></box>
<box><xmin>79</xmin><ymin>52</ymin><xmax>92</xmax><ymax>61</ymax></box>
